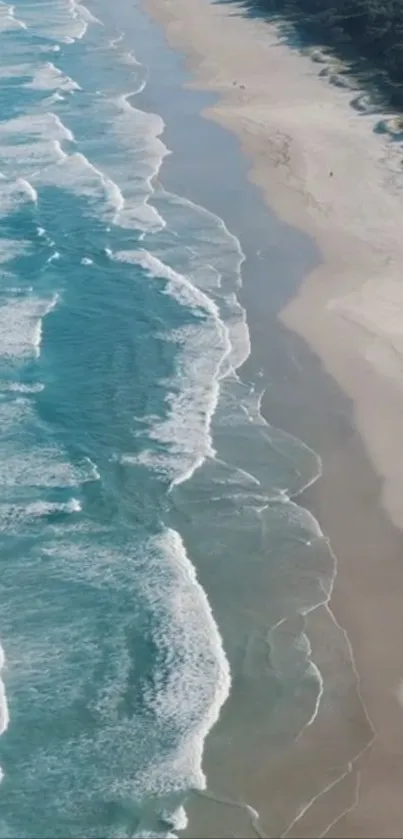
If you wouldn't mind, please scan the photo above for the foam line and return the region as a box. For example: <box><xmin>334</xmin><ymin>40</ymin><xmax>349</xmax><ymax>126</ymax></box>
<box><xmin>0</xmin><ymin>1</ymin><xmax>27</xmax><ymax>31</ymax></box>
<box><xmin>26</xmin><ymin>62</ymin><xmax>81</xmax><ymax>91</ymax></box>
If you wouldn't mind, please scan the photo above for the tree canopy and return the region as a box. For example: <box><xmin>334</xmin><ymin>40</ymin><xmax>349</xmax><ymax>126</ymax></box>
<box><xmin>234</xmin><ymin>0</ymin><xmax>403</xmax><ymax>105</ymax></box>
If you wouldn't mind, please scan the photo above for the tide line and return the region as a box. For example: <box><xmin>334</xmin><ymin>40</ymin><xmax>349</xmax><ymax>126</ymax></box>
<box><xmin>198</xmin><ymin>788</ymin><xmax>266</xmax><ymax>839</ymax></box>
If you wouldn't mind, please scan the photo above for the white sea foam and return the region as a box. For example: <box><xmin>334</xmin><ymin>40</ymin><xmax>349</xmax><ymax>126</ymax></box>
<box><xmin>0</xmin><ymin>63</ymin><xmax>31</xmax><ymax>79</ymax></box>
<box><xmin>0</xmin><ymin>1</ymin><xmax>26</xmax><ymax>31</ymax></box>
<box><xmin>0</xmin><ymin>140</ymin><xmax>66</xmax><ymax>174</ymax></box>
<box><xmin>34</xmin><ymin>294</ymin><xmax>59</xmax><ymax>358</ymax></box>
<box><xmin>160</xmin><ymin>806</ymin><xmax>188</xmax><ymax>833</ymax></box>
<box><xmin>18</xmin><ymin>178</ymin><xmax>38</xmax><ymax>203</ymax></box>
<box><xmin>0</xmin><ymin>396</ymin><xmax>34</xmax><ymax>433</ymax></box>
<box><xmin>70</xmin><ymin>0</ymin><xmax>101</xmax><ymax>29</ymax></box>
<box><xmin>0</xmin><ymin>113</ymin><xmax>72</xmax><ymax>177</ymax></box>
<box><xmin>0</xmin><ymin>178</ymin><xmax>37</xmax><ymax>217</ymax></box>
<box><xmin>0</xmin><ymin>293</ymin><xmax>59</xmax><ymax>361</ymax></box>
<box><xmin>114</xmin><ymin>249</ymin><xmax>232</xmax><ymax>484</ymax></box>
<box><xmin>36</xmin><ymin>497</ymin><xmax>82</xmax><ymax>514</ymax></box>
<box><xmin>41</xmin><ymin>527</ymin><xmax>230</xmax><ymax>802</ymax></box>
<box><xmin>0</xmin><ymin>451</ymin><xmax>75</xmax><ymax>489</ymax></box>
<box><xmin>109</xmin><ymin>94</ymin><xmax>167</xmax><ymax>230</ymax></box>
<box><xmin>0</xmin><ymin>381</ymin><xmax>44</xmax><ymax>393</ymax></box>
<box><xmin>108</xmin><ymin>32</ymin><xmax>123</xmax><ymax>49</ymax></box>
<box><xmin>45</xmin><ymin>91</ymin><xmax>66</xmax><ymax>105</ymax></box>
<box><xmin>26</xmin><ymin>62</ymin><xmax>81</xmax><ymax>92</ymax></box>
<box><xmin>80</xmin><ymin>456</ymin><xmax>100</xmax><ymax>482</ymax></box>
<box><xmin>219</xmin><ymin>291</ymin><xmax>250</xmax><ymax>372</ymax></box>
<box><xmin>0</xmin><ymin>448</ymin><xmax>98</xmax><ymax>489</ymax></box>
<box><xmin>39</xmin><ymin>44</ymin><xmax>61</xmax><ymax>53</ymax></box>
<box><xmin>0</xmin><ymin>238</ymin><xmax>32</xmax><ymax>263</ymax></box>
<box><xmin>152</xmin><ymin>188</ymin><xmax>249</xmax><ymax>368</ymax></box>
<box><xmin>47</xmin><ymin>251</ymin><xmax>60</xmax><ymax>263</ymax></box>
<box><xmin>132</xmin><ymin>528</ymin><xmax>231</xmax><ymax>794</ymax></box>
<box><xmin>114</xmin><ymin>249</ymin><xmax>222</xmax><ymax>319</ymax></box>
<box><xmin>151</xmin><ymin>321</ymin><xmax>229</xmax><ymax>484</ymax></box>
<box><xmin>18</xmin><ymin>0</ymin><xmax>96</xmax><ymax>42</ymax></box>
<box><xmin>0</xmin><ymin>112</ymin><xmax>74</xmax><ymax>143</ymax></box>
<box><xmin>18</xmin><ymin>64</ymin><xmax>166</xmax><ymax>232</ymax></box>
<box><xmin>34</xmin><ymin>151</ymin><xmax>124</xmax><ymax>220</ymax></box>
<box><xmin>0</xmin><ymin>498</ymin><xmax>81</xmax><ymax>532</ymax></box>
<box><xmin>119</xmin><ymin>76</ymin><xmax>146</xmax><ymax>96</ymax></box>
<box><xmin>156</xmin><ymin>186</ymin><xmax>245</xmax><ymax>285</ymax></box>
<box><xmin>74</xmin><ymin>91</ymin><xmax>166</xmax><ymax>231</ymax></box>
<box><xmin>0</xmin><ymin>282</ymin><xmax>33</xmax><ymax>294</ymax></box>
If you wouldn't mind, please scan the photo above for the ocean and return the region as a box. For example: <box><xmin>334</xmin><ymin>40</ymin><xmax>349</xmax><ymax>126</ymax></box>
<box><xmin>0</xmin><ymin>1</ymin><xmax>340</xmax><ymax>836</ymax></box>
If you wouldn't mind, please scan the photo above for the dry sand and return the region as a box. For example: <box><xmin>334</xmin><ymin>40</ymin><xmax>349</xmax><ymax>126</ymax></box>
<box><xmin>142</xmin><ymin>1</ymin><xmax>403</xmax><ymax>835</ymax></box>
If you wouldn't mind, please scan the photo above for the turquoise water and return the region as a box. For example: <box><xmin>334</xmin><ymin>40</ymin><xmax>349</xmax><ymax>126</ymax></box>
<box><xmin>0</xmin><ymin>2</ymin><xmax>338</xmax><ymax>836</ymax></box>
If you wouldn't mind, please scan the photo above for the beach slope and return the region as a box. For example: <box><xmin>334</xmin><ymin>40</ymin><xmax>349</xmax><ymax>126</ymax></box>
<box><xmin>143</xmin><ymin>1</ymin><xmax>403</xmax><ymax>835</ymax></box>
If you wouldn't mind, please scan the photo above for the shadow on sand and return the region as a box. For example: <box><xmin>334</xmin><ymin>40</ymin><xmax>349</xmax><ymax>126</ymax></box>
<box><xmin>212</xmin><ymin>0</ymin><xmax>400</xmax><ymax>114</ymax></box>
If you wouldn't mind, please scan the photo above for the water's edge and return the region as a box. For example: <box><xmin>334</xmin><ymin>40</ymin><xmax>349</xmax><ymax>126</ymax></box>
<box><xmin>134</xmin><ymin>3</ymin><xmax>377</xmax><ymax>836</ymax></box>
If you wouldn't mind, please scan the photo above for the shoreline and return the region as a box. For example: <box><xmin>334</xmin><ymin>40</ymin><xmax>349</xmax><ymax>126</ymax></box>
<box><xmin>142</xmin><ymin>0</ymin><xmax>403</xmax><ymax>836</ymax></box>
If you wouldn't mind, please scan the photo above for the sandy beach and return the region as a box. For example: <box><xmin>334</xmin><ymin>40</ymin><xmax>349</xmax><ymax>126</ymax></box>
<box><xmin>142</xmin><ymin>1</ymin><xmax>403</xmax><ymax>835</ymax></box>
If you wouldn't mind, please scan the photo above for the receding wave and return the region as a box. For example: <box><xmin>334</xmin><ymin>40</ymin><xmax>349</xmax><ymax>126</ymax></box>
<box><xmin>113</xmin><ymin>248</ymin><xmax>232</xmax><ymax>485</ymax></box>
<box><xmin>26</xmin><ymin>61</ymin><xmax>81</xmax><ymax>91</ymax></box>
<box><xmin>41</xmin><ymin>526</ymin><xmax>231</xmax><ymax>794</ymax></box>
<box><xmin>0</xmin><ymin>293</ymin><xmax>59</xmax><ymax>362</ymax></box>
<box><xmin>0</xmin><ymin>178</ymin><xmax>38</xmax><ymax>218</ymax></box>
<box><xmin>0</xmin><ymin>497</ymin><xmax>81</xmax><ymax>532</ymax></box>
<box><xmin>16</xmin><ymin>0</ymin><xmax>97</xmax><ymax>42</ymax></box>
<box><xmin>0</xmin><ymin>1</ymin><xmax>26</xmax><ymax>32</ymax></box>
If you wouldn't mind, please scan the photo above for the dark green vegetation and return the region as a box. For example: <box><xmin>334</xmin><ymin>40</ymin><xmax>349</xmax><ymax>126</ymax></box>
<box><xmin>224</xmin><ymin>0</ymin><xmax>403</xmax><ymax>106</ymax></box>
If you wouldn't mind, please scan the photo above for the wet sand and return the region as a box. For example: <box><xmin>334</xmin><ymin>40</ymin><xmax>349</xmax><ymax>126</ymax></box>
<box><xmin>142</xmin><ymin>0</ymin><xmax>403</xmax><ymax>835</ymax></box>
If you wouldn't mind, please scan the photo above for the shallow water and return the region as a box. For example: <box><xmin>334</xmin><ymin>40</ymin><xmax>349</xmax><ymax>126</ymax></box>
<box><xmin>0</xmin><ymin>1</ymin><xmax>350</xmax><ymax>836</ymax></box>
